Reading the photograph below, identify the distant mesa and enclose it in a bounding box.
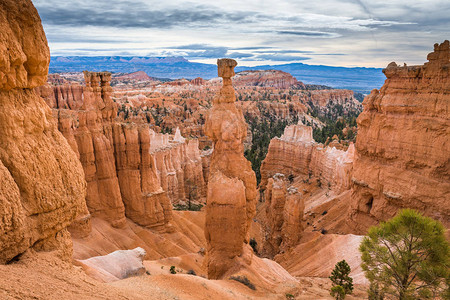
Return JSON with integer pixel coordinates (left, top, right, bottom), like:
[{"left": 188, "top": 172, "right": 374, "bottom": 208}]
[
  {"left": 233, "top": 69, "right": 305, "bottom": 89},
  {"left": 114, "top": 71, "right": 153, "bottom": 81}
]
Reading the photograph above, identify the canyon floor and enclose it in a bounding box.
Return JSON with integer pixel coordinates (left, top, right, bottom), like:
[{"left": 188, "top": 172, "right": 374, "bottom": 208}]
[{"left": 0, "top": 212, "right": 368, "bottom": 300}]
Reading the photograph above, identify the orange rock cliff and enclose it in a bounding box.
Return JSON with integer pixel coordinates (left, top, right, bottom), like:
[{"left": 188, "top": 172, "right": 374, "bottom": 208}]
[
  {"left": 263, "top": 174, "right": 304, "bottom": 257},
  {"left": 255, "top": 42, "right": 449, "bottom": 271},
  {"left": 0, "top": 0, "right": 87, "bottom": 263},
  {"left": 261, "top": 123, "right": 355, "bottom": 193},
  {"left": 204, "top": 59, "right": 257, "bottom": 279},
  {"left": 349, "top": 40, "right": 450, "bottom": 232},
  {"left": 37, "top": 71, "right": 175, "bottom": 231}
]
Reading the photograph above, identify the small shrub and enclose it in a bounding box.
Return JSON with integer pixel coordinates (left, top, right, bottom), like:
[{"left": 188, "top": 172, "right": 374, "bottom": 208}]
[
  {"left": 187, "top": 269, "right": 196, "bottom": 276},
  {"left": 288, "top": 174, "right": 295, "bottom": 183},
  {"left": 170, "top": 266, "right": 176, "bottom": 274},
  {"left": 249, "top": 238, "right": 258, "bottom": 254},
  {"left": 230, "top": 275, "right": 256, "bottom": 290},
  {"left": 173, "top": 203, "right": 203, "bottom": 211},
  {"left": 317, "top": 178, "right": 322, "bottom": 187},
  {"left": 330, "top": 285, "right": 346, "bottom": 300},
  {"left": 285, "top": 293, "right": 295, "bottom": 299}
]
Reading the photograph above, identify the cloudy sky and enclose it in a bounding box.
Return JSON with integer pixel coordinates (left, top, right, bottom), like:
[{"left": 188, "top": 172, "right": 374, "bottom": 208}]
[{"left": 33, "top": 0, "right": 449, "bottom": 67}]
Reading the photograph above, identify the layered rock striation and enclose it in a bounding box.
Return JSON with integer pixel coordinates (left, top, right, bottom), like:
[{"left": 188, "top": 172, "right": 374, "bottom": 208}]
[
  {"left": 204, "top": 59, "right": 257, "bottom": 279},
  {"left": 263, "top": 174, "right": 304, "bottom": 257},
  {"left": 37, "top": 72, "right": 174, "bottom": 230},
  {"left": 260, "top": 124, "right": 355, "bottom": 193},
  {"left": 349, "top": 41, "right": 450, "bottom": 232},
  {"left": 0, "top": 0, "right": 87, "bottom": 263},
  {"left": 112, "top": 124, "right": 173, "bottom": 228},
  {"left": 150, "top": 128, "right": 206, "bottom": 205}
]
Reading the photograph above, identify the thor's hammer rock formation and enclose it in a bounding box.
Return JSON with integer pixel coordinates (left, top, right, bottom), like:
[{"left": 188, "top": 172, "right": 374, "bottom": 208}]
[{"left": 204, "top": 59, "right": 257, "bottom": 279}]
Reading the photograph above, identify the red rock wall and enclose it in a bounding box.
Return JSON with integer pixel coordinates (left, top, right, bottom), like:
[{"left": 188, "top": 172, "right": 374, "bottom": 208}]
[
  {"left": 349, "top": 41, "right": 450, "bottom": 233},
  {"left": 233, "top": 70, "right": 304, "bottom": 89},
  {"left": 151, "top": 135, "right": 206, "bottom": 205},
  {"left": 263, "top": 174, "right": 304, "bottom": 257},
  {"left": 112, "top": 124, "right": 173, "bottom": 228},
  {"left": 37, "top": 73, "right": 175, "bottom": 230}
]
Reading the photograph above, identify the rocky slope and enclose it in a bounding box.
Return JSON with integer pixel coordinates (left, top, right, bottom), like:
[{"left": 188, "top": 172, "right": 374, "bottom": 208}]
[
  {"left": 0, "top": 0, "right": 86, "bottom": 263},
  {"left": 349, "top": 40, "right": 450, "bottom": 232}
]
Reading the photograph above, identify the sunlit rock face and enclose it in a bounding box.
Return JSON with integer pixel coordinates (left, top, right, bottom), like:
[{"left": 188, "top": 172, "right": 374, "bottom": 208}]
[
  {"left": 150, "top": 128, "right": 206, "bottom": 206},
  {"left": 261, "top": 124, "right": 355, "bottom": 193},
  {"left": 0, "top": 0, "right": 87, "bottom": 263},
  {"left": 349, "top": 41, "right": 450, "bottom": 233},
  {"left": 37, "top": 71, "right": 174, "bottom": 231},
  {"left": 204, "top": 59, "right": 257, "bottom": 279},
  {"left": 263, "top": 174, "right": 304, "bottom": 257}
]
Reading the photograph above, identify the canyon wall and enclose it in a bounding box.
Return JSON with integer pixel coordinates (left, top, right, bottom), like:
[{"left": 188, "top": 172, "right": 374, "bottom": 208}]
[
  {"left": 37, "top": 73, "right": 174, "bottom": 230},
  {"left": 112, "top": 123, "right": 173, "bottom": 229},
  {"left": 260, "top": 124, "right": 355, "bottom": 193},
  {"left": 263, "top": 174, "right": 304, "bottom": 257},
  {"left": 204, "top": 59, "right": 257, "bottom": 279},
  {"left": 0, "top": 0, "right": 86, "bottom": 263},
  {"left": 349, "top": 41, "right": 450, "bottom": 232},
  {"left": 38, "top": 72, "right": 209, "bottom": 230},
  {"left": 150, "top": 128, "right": 206, "bottom": 205}
]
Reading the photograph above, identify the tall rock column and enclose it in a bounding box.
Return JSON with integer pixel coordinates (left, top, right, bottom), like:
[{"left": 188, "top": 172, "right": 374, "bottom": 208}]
[
  {"left": 204, "top": 59, "right": 257, "bottom": 279},
  {"left": 74, "top": 71, "right": 126, "bottom": 228}
]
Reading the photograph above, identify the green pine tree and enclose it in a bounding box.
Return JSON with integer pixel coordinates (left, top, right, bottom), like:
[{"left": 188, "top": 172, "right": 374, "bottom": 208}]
[
  {"left": 329, "top": 260, "right": 354, "bottom": 299},
  {"left": 360, "top": 209, "right": 450, "bottom": 299}
]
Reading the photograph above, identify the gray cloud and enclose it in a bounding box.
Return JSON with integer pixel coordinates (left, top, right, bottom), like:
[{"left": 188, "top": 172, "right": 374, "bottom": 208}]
[
  {"left": 45, "top": 35, "right": 132, "bottom": 44},
  {"left": 166, "top": 44, "right": 228, "bottom": 59},
  {"left": 277, "top": 31, "right": 340, "bottom": 38},
  {"left": 33, "top": 0, "right": 449, "bottom": 67},
  {"left": 35, "top": 1, "right": 253, "bottom": 29},
  {"left": 254, "top": 49, "right": 314, "bottom": 54},
  {"left": 254, "top": 54, "right": 311, "bottom": 61},
  {"left": 227, "top": 52, "right": 255, "bottom": 59},
  {"left": 232, "top": 47, "right": 276, "bottom": 50}
]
